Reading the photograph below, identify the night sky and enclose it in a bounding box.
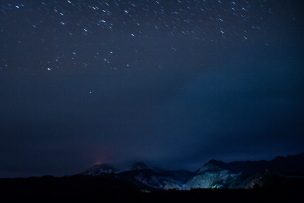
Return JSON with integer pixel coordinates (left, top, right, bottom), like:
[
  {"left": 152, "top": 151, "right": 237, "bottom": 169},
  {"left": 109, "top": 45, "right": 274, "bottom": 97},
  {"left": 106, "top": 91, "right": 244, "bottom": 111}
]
[{"left": 0, "top": 0, "right": 304, "bottom": 177}]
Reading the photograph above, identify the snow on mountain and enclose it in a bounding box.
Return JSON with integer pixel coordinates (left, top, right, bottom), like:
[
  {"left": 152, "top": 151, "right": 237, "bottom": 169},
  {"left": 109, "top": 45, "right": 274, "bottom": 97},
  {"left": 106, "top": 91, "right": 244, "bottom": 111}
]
[
  {"left": 119, "top": 164, "right": 194, "bottom": 190},
  {"left": 80, "top": 153, "right": 304, "bottom": 190},
  {"left": 187, "top": 169, "right": 240, "bottom": 189},
  {"left": 185, "top": 159, "right": 262, "bottom": 189}
]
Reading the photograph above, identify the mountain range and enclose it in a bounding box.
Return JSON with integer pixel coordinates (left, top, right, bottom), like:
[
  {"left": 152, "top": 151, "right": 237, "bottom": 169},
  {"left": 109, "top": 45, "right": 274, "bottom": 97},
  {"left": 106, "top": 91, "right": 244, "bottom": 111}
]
[{"left": 80, "top": 153, "right": 304, "bottom": 190}]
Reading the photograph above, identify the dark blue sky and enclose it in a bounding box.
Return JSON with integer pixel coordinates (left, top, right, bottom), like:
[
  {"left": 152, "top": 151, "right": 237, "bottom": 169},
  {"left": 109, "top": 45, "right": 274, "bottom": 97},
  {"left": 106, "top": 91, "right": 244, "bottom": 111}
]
[{"left": 0, "top": 0, "right": 303, "bottom": 177}]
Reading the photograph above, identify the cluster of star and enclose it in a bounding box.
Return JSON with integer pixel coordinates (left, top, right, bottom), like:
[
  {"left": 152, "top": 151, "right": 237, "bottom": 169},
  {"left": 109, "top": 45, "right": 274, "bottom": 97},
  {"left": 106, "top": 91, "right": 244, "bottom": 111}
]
[{"left": 0, "top": 0, "right": 273, "bottom": 72}]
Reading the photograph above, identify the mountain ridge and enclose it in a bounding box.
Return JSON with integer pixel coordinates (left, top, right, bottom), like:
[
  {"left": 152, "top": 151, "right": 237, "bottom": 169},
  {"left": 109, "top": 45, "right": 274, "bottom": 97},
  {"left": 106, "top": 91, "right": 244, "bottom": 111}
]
[{"left": 80, "top": 152, "right": 304, "bottom": 190}]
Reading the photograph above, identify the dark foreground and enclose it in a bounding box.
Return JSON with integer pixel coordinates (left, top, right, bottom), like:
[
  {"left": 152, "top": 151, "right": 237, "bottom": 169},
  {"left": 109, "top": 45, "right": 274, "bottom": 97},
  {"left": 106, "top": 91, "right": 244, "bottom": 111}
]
[{"left": 0, "top": 176, "right": 303, "bottom": 203}]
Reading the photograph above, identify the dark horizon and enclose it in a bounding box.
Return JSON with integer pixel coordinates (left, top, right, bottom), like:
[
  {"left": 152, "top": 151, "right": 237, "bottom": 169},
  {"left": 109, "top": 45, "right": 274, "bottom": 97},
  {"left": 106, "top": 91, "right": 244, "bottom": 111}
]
[
  {"left": 1, "top": 150, "right": 303, "bottom": 178},
  {"left": 1, "top": 0, "right": 304, "bottom": 178}
]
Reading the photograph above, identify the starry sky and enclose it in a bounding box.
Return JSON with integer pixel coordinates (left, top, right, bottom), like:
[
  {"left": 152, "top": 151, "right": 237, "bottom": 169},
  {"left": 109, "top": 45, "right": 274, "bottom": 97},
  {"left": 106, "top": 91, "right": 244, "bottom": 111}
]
[{"left": 0, "top": 0, "right": 304, "bottom": 177}]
